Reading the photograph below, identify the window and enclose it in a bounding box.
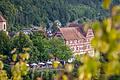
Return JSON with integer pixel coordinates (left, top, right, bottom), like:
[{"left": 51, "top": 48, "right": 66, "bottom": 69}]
[
  {"left": 76, "top": 46, "right": 79, "bottom": 50},
  {"left": 4, "top": 24, "right": 6, "bottom": 30},
  {"left": 74, "top": 40, "right": 77, "bottom": 44},
  {"left": 87, "top": 45, "right": 90, "bottom": 49},
  {"left": 78, "top": 40, "right": 81, "bottom": 43},
  {"left": 80, "top": 47, "right": 83, "bottom": 52},
  {"left": 70, "top": 40, "right": 72, "bottom": 44}
]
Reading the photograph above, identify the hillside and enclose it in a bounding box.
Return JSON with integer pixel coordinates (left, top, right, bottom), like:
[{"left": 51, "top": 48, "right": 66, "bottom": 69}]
[{"left": 0, "top": 0, "right": 119, "bottom": 31}]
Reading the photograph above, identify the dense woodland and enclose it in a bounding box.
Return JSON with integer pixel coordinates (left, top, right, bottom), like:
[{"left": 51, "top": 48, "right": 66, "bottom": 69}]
[{"left": 0, "top": 0, "right": 115, "bottom": 31}]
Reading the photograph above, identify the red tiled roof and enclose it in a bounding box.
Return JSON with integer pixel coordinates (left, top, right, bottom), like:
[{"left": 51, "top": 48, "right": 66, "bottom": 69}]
[
  {"left": 67, "top": 23, "right": 82, "bottom": 27},
  {"left": 67, "top": 23, "right": 86, "bottom": 35},
  {"left": 0, "top": 15, "right": 6, "bottom": 22},
  {"left": 59, "top": 27, "right": 86, "bottom": 40}
]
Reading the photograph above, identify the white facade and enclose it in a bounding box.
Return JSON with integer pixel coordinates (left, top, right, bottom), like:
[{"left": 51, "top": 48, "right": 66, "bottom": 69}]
[
  {"left": 65, "top": 29, "right": 94, "bottom": 56},
  {"left": 0, "top": 15, "right": 7, "bottom": 31},
  {"left": 0, "top": 21, "right": 6, "bottom": 31}
]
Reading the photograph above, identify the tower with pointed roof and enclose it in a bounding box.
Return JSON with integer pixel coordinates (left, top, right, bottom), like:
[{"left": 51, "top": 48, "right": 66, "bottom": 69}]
[{"left": 0, "top": 15, "right": 6, "bottom": 31}]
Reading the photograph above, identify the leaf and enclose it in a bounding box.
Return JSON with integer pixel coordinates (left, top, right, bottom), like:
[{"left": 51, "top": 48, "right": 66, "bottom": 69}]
[
  {"left": 102, "top": 0, "right": 111, "bottom": 9},
  {"left": 20, "top": 62, "right": 29, "bottom": 76},
  {"left": 0, "top": 61, "right": 4, "bottom": 70},
  {"left": 23, "top": 48, "right": 30, "bottom": 52},
  {"left": 65, "top": 64, "right": 74, "bottom": 73},
  {"left": 0, "top": 70, "right": 8, "bottom": 80},
  {"left": 103, "top": 18, "right": 111, "bottom": 33},
  {"left": 100, "top": 41, "right": 109, "bottom": 53},
  {"left": 24, "top": 53, "right": 30, "bottom": 60},
  {"left": 19, "top": 54, "right": 25, "bottom": 61},
  {"left": 12, "top": 54, "right": 17, "bottom": 62},
  {"left": 112, "top": 6, "right": 120, "bottom": 16},
  {"left": 108, "top": 29, "right": 117, "bottom": 41},
  {"left": 62, "top": 75, "right": 68, "bottom": 80},
  {"left": 52, "top": 61, "right": 60, "bottom": 69},
  {"left": 104, "top": 61, "right": 120, "bottom": 76}
]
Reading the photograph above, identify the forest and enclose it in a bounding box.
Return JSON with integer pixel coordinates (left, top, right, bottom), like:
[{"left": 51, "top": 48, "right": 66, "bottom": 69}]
[{"left": 0, "top": 0, "right": 115, "bottom": 31}]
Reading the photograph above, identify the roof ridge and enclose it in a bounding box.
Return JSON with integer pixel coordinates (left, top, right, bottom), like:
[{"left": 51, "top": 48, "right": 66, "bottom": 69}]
[{"left": 60, "top": 26, "right": 79, "bottom": 29}]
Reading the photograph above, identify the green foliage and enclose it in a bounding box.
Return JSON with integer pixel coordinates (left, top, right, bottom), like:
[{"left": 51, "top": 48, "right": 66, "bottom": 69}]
[
  {"left": 11, "top": 61, "right": 29, "bottom": 80},
  {"left": 0, "top": 31, "right": 11, "bottom": 55},
  {"left": 91, "top": 5, "right": 120, "bottom": 79},
  {"left": 0, "top": 61, "right": 4, "bottom": 70},
  {"left": 11, "top": 32, "right": 32, "bottom": 53},
  {"left": 30, "top": 32, "right": 50, "bottom": 62},
  {"left": 78, "top": 55, "right": 100, "bottom": 80},
  {"left": 48, "top": 38, "right": 72, "bottom": 61},
  {"left": 32, "top": 70, "right": 57, "bottom": 80},
  {"left": 1, "top": 1, "right": 120, "bottom": 80},
  {"left": 53, "top": 1, "right": 120, "bottom": 80},
  {"left": 0, "top": 32, "right": 32, "bottom": 79},
  {"left": 0, "top": 48, "right": 30, "bottom": 80},
  {"left": 30, "top": 32, "right": 72, "bottom": 62},
  {"left": 102, "top": 0, "right": 111, "bottom": 9},
  {"left": 0, "top": 0, "right": 109, "bottom": 31},
  {"left": 0, "top": 61, "right": 8, "bottom": 80}
]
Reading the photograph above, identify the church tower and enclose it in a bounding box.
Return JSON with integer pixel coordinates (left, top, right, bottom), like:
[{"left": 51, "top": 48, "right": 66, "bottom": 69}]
[{"left": 0, "top": 15, "right": 6, "bottom": 31}]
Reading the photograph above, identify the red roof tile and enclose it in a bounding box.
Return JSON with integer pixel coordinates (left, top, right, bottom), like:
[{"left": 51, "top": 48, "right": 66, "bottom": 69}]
[
  {"left": 0, "top": 15, "right": 6, "bottom": 22},
  {"left": 59, "top": 27, "right": 86, "bottom": 40}
]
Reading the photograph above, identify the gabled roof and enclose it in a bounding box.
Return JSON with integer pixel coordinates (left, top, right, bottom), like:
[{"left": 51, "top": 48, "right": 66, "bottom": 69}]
[
  {"left": 0, "top": 15, "right": 6, "bottom": 22},
  {"left": 59, "top": 27, "right": 86, "bottom": 40},
  {"left": 67, "top": 23, "right": 86, "bottom": 36}
]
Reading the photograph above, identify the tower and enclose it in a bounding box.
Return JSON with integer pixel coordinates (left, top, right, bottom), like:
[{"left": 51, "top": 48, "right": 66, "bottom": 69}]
[
  {"left": 86, "top": 28, "right": 94, "bottom": 56},
  {"left": 0, "top": 15, "right": 6, "bottom": 31}
]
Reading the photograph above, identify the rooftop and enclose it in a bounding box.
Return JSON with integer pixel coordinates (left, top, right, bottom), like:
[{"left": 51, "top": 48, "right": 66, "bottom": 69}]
[
  {"left": 0, "top": 15, "right": 6, "bottom": 22},
  {"left": 59, "top": 27, "right": 86, "bottom": 40}
]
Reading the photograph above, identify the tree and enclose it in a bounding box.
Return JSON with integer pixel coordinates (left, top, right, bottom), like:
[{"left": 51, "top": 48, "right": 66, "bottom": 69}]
[
  {"left": 0, "top": 31, "right": 11, "bottom": 55},
  {"left": 29, "top": 32, "right": 72, "bottom": 62},
  {"left": 0, "top": 48, "right": 30, "bottom": 80},
  {"left": 51, "top": 20, "right": 62, "bottom": 33},
  {"left": 30, "top": 32, "right": 50, "bottom": 62},
  {"left": 0, "top": 31, "right": 31, "bottom": 80},
  {"left": 11, "top": 32, "right": 32, "bottom": 53},
  {"left": 48, "top": 38, "right": 72, "bottom": 61},
  {"left": 1, "top": 0, "right": 109, "bottom": 31},
  {"left": 53, "top": 1, "right": 120, "bottom": 80}
]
